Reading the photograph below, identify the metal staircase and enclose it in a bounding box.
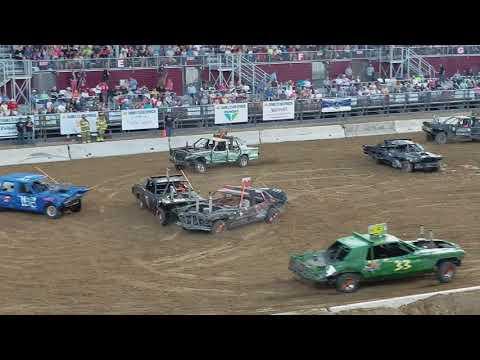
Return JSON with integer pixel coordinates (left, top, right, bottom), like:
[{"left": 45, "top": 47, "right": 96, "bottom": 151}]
[
  {"left": 405, "top": 47, "right": 436, "bottom": 78},
  {"left": 383, "top": 47, "right": 437, "bottom": 79},
  {"left": 0, "top": 45, "right": 13, "bottom": 59},
  {"left": 207, "top": 54, "right": 273, "bottom": 98},
  {"left": 0, "top": 59, "right": 32, "bottom": 108}
]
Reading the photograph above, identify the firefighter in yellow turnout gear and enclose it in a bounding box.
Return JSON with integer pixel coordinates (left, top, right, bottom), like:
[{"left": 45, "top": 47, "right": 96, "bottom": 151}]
[
  {"left": 96, "top": 111, "right": 108, "bottom": 142},
  {"left": 79, "top": 116, "right": 91, "bottom": 143}
]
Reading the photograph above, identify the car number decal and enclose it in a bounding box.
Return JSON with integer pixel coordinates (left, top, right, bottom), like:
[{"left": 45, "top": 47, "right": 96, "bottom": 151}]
[
  {"left": 20, "top": 196, "right": 37, "bottom": 208},
  {"left": 394, "top": 260, "right": 412, "bottom": 271}
]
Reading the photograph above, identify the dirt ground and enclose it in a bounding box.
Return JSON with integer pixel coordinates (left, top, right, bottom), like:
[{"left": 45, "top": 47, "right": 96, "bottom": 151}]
[
  {"left": 334, "top": 290, "right": 480, "bottom": 315},
  {"left": 1, "top": 132, "right": 480, "bottom": 314}
]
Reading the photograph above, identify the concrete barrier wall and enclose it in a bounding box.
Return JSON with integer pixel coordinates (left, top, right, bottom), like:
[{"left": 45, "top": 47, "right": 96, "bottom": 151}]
[
  {"left": 69, "top": 138, "right": 170, "bottom": 160},
  {"left": 0, "top": 145, "right": 70, "bottom": 167},
  {"left": 344, "top": 121, "right": 396, "bottom": 138},
  {"left": 394, "top": 119, "right": 424, "bottom": 133},
  {"left": 260, "top": 125, "right": 346, "bottom": 143}
]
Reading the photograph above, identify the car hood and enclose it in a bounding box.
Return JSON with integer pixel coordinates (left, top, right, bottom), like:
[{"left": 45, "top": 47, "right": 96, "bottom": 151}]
[
  {"left": 38, "top": 184, "right": 89, "bottom": 201},
  {"left": 291, "top": 250, "right": 330, "bottom": 267}
]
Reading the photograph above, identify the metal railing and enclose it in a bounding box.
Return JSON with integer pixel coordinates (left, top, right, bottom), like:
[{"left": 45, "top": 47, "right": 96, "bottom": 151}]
[{"left": 2, "top": 89, "right": 480, "bottom": 142}]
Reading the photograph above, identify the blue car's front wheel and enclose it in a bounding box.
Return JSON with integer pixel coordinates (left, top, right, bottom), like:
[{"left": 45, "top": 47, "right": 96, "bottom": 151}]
[{"left": 45, "top": 205, "right": 63, "bottom": 219}]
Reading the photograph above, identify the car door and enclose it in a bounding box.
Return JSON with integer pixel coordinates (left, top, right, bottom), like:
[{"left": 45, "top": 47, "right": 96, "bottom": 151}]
[
  {"left": 364, "top": 242, "right": 422, "bottom": 280},
  {"left": 12, "top": 182, "right": 42, "bottom": 213},
  {"left": 470, "top": 119, "right": 480, "bottom": 139},
  {"left": 0, "top": 181, "right": 16, "bottom": 209},
  {"left": 454, "top": 118, "right": 472, "bottom": 139},
  {"left": 211, "top": 141, "right": 228, "bottom": 164},
  {"left": 227, "top": 139, "right": 241, "bottom": 163}
]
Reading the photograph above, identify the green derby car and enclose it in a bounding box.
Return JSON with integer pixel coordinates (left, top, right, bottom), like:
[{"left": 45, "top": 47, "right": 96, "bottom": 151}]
[
  {"left": 169, "top": 132, "right": 259, "bottom": 173},
  {"left": 289, "top": 224, "right": 465, "bottom": 293}
]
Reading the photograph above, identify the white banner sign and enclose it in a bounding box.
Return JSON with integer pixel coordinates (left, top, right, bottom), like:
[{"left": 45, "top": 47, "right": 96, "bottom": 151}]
[
  {"left": 60, "top": 112, "right": 98, "bottom": 135},
  {"left": 262, "top": 100, "right": 295, "bottom": 121},
  {"left": 0, "top": 116, "right": 34, "bottom": 138},
  {"left": 121, "top": 108, "right": 159, "bottom": 131},
  {"left": 321, "top": 98, "right": 352, "bottom": 113},
  {"left": 214, "top": 103, "right": 248, "bottom": 124}
]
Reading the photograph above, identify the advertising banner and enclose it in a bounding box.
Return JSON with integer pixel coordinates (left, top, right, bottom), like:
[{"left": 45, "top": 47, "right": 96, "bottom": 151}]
[
  {"left": 262, "top": 100, "right": 295, "bottom": 121},
  {"left": 0, "top": 116, "right": 34, "bottom": 138},
  {"left": 214, "top": 103, "right": 248, "bottom": 124},
  {"left": 321, "top": 98, "right": 352, "bottom": 113},
  {"left": 60, "top": 111, "right": 98, "bottom": 135},
  {"left": 121, "top": 108, "right": 159, "bottom": 131}
]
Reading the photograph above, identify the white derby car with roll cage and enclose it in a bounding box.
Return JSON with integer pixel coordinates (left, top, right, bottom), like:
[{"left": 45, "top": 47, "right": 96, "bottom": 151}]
[{"left": 169, "top": 132, "right": 260, "bottom": 173}]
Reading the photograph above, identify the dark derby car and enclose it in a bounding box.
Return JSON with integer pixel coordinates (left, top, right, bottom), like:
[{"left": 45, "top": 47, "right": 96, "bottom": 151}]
[
  {"left": 423, "top": 113, "right": 480, "bottom": 144},
  {"left": 362, "top": 139, "right": 442, "bottom": 172},
  {"left": 175, "top": 185, "right": 287, "bottom": 234}
]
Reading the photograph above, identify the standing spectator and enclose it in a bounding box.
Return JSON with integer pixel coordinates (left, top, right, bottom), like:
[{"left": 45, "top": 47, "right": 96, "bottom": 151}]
[
  {"left": 70, "top": 72, "right": 78, "bottom": 93},
  {"left": 128, "top": 77, "right": 138, "bottom": 92},
  {"left": 439, "top": 64, "right": 446, "bottom": 82},
  {"left": 164, "top": 115, "right": 174, "bottom": 137},
  {"left": 16, "top": 119, "right": 26, "bottom": 145},
  {"left": 345, "top": 65, "right": 353, "bottom": 79},
  {"left": 366, "top": 63, "right": 375, "bottom": 82},
  {"left": 102, "top": 69, "right": 110, "bottom": 82},
  {"left": 187, "top": 83, "right": 197, "bottom": 101},
  {"left": 98, "top": 81, "right": 109, "bottom": 104},
  {"left": 25, "top": 117, "right": 34, "bottom": 144},
  {"left": 7, "top": 99, "right": 18, "bottom": 116}
]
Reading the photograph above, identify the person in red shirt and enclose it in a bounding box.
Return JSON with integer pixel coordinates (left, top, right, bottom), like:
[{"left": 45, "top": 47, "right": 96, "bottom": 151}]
[
  {"left": 7, "top": 99, "right": 18, "bottom": 116},
  {"left": 98, "top": 81, "right": 109, "bottom": 104}
]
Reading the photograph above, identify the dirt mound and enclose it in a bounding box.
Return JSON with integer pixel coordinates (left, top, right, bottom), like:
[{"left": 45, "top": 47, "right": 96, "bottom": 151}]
[{"left": 336, "top": 290, "right": 480, "bottom": 315}]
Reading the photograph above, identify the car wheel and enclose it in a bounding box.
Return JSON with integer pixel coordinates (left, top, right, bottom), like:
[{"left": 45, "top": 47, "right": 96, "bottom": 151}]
[
  {"left": 435, "top": 132, "right": 447, "bottom": 145},
  {"left": 195, "top": 160, "right": 206, "bottom": 173},
  {"left": 401, "top": 161, "right": 413, "bottom": 173},
  {"left": 335, "top": 273, "right": 360, "bottom": 293},
  {"left": 70, "top": 200, "right": 82, "bottom": 213},
  {"left": 45, "top": 205, "right": 63, "bottom": 219},
  {"left": 265, "top": 207, "right": 280, "bottom": 224},
  {"left": 211, "top": 220, "right": 227, "bottom": 234},
  {"left": 156, "top": 207, "right": 167, "bottom": 225},
  {"left": 437, "top": 261, "right": 457, "bottom": 283},
  {"left": 391, "top": 159, "right": 401, "bottom": 169},
  {"left": 239, "top": 155, "right": 249, "bottom": 168}
]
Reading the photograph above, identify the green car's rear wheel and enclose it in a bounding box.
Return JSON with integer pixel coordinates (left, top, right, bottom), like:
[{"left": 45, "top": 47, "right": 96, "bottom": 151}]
[
  {"left": 239, "top": 155, "right": 249, "bottom": 168},
  {"left": 335, "top": 273, "right": 360, "bottom": 293},
  {"left": 195, "top": 160, "right": 207, "bottom": 173},
  {"left": 437, "top": 261, "right": 457, "bottom": 283}
]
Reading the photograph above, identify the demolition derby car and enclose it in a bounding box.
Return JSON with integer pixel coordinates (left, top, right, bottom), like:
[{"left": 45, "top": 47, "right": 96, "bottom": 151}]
[
  {"left": 175, "top": 180, "right": 287, "bottom": 234},
  {"left": 131, "top": 173, "right": 203, "bottom": 225},
  {"left": 0, "top": 172, "right": 88, "bottom": 219},
  {"left": 362, "top": 138, "right": 442, "bottom": 172},
  {"left": 289, "top": 223, "right": 465, "bottom": 293},
  {"left": 422, "top": 113, "right": 480, "bottom": 144},
  {"left": 169, "top": 131, "right": 259, "bottom": 173}
]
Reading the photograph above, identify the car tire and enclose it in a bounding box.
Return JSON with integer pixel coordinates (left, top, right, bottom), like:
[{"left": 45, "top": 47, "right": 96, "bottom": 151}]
[
  {"left": 45, "top": 204, "right": 63, "bottom": 219},
  {"left": 211, "top": 220, "right": 227, "bottom": 234},
  {"left": 239, "top": 155, "right": 249, "bottom": 168},
  {"left": 435, "top": 132, "right": 447, "bottom": 145},
  {"left": 335, "top": 273, "right": 360, "bottom": 293},
  {"left": 401, "top": 161, "right": 413, "bottom": 173},
  {"left": 156, "top": 207, "right": 167, "bottom": 225},
  {"left": 265, "top": 207, "right": 280, "bottom": 224},
  {"left": 195, "top": 160, "right": 207, "bottom": 173},
  {"left": 70, "top": 200, "right": 82, "bottom": 213},
  {"left": 437, "top": 261, "right": 457, "bottom": 283}
]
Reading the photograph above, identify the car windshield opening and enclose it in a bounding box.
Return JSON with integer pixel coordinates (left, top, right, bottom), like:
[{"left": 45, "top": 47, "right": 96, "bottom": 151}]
[
  {"left": 326, "top": 242, "right": 350, "bottom": 261},
  {"left": 408, "top": 144, "right": 424, "bottom": 152},
  {"left": 31, "top": 181, "right": 50, "bottom": 193}
]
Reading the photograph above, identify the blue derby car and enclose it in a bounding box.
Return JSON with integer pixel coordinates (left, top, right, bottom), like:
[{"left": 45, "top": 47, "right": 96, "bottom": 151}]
[{"left": 0, "top": 173, "right": 89, "bottom": 219}]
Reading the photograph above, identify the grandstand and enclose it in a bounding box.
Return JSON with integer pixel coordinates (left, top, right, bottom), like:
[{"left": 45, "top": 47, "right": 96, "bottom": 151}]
[{"left": 2, "top": 45, "right": 480, "bottom": 143}]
